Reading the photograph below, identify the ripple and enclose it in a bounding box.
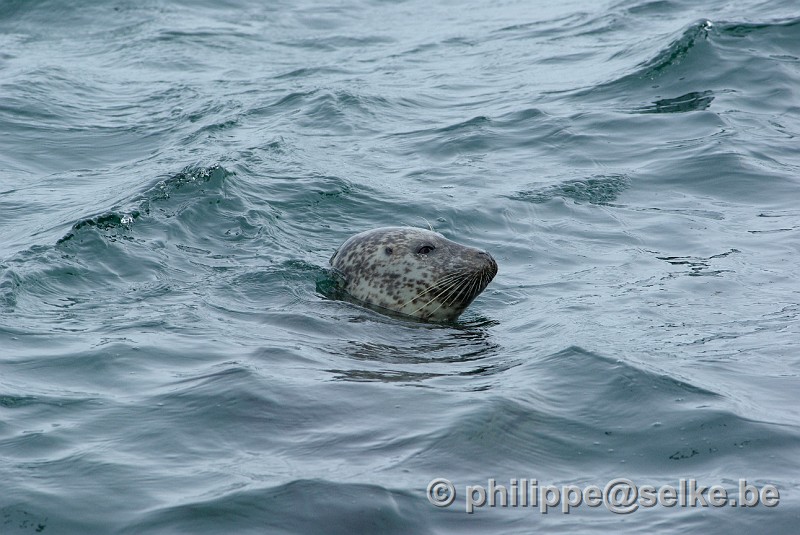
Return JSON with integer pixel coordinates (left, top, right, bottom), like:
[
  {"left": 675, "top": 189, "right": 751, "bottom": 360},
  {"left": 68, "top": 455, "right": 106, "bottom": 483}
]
[
  {"left": 510, "top": 174, "right": 630, "bottom": 205},
  {"left": 125, "top": 480, "right": 432, "bottom": 535},
  {"left": 636, "top": 90, "right": 715, "bottom": 113}
]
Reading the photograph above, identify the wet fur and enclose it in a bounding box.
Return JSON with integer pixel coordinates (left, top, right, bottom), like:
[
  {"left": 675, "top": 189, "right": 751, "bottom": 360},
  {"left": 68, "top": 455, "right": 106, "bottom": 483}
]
[{"left": 330, "top": 227, "right": 497, "bottom": 322}]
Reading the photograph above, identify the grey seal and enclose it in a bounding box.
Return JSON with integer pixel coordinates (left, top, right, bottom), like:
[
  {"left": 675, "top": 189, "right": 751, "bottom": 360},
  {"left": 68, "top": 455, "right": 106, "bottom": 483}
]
[{"left": 329, "top": 227, "right": 497, "bottom": 322}]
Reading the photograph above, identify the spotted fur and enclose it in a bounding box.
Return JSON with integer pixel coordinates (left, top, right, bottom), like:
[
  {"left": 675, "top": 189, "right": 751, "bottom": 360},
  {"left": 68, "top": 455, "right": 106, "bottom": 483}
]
[{"left": 330, "top": 227, "right": 497, "bottom": 322}]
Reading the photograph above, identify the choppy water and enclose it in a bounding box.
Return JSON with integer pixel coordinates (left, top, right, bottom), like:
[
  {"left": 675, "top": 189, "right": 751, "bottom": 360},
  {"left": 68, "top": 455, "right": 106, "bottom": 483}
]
[{"left": 2, "top": 0, "right": 800, "bottom": 533}]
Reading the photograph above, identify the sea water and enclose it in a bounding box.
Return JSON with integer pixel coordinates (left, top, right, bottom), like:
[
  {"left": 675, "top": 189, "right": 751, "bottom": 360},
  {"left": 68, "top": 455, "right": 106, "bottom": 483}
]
[{"left": 1, "top": 0, "right": 799, "bottom": 533}]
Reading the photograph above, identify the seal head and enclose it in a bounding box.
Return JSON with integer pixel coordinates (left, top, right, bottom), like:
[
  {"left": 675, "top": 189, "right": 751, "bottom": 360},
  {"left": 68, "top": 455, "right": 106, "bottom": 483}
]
[{"left": 329, "top": 227, "right": 497, "bottom": 322}]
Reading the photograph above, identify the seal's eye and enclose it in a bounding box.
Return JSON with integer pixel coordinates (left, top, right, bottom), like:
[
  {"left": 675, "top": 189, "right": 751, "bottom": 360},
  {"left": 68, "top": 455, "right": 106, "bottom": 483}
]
[
  {"left": 384, "top": 247, "right": 393, "bottom": 255},
  {"left": 417, "top": 245, "right": 435, "bottom": 255}
]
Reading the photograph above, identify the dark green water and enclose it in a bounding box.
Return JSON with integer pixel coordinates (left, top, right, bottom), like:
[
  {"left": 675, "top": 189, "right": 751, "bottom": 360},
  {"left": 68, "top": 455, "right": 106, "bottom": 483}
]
[{"left": 1, "top": 0, "right": 799, "bottom": 533}]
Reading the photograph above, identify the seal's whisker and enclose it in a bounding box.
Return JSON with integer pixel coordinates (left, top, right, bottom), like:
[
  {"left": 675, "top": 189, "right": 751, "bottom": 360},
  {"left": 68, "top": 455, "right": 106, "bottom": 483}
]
[
  {"left": 409, "top": 275, "right": 465, "bottom": 316},
  {"left": 410, "top": 283, "right": 459, "bottom": 317},
  {"left": 476, "top": 272, "right": 488, "bottom": 293},
  {"left": 466, "top": 273, "right": 480, "bottom": 301},
  {"left": 460, "top": 273, "right": 478, "bottom": 299},
  {"left": 408, "top": 274, "right": 464, "bottom": 313},
  {"left": 444, "top": 275, "right": 471, "bottom": 306},
  {"left": 400, "top": 269, "right": 472, "bottom": 308},
  {"left": 431, "top": 272, "right": 478, "bottom": 316},
  {"left": 440, "top": 284, "right": 460, "bottom": 307},
  {"left": 406, "top": 263, "right": 489, "bottom": 315},
  {"left": 449, "top": 275, "right": 477, "bottom": 308},
  {"left": 476, "top": 270, "right": 489, "bottom": 294},
  {"left": 441, "top": 273, "right": 474, "bottom": 306},
  {"left": 428, "top": 279, "right": 468, "bottom": 315},
  {"left": 463, "top": 274, "right": 480, "bottom": 301},
  {"left": 399, "top": 272, "right": 463, "bottom": 307},
  {"left": 426, "top": 296, "right": 451, "bottom": 317},
  {"left": 415, "top": 274, "right": 467, "bottom": 312}
]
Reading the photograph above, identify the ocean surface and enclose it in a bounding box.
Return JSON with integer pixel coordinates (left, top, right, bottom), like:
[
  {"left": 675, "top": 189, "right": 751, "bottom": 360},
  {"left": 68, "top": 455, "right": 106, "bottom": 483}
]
[{"left": 1, "top": 0, "right": 799, "bottom": 533}]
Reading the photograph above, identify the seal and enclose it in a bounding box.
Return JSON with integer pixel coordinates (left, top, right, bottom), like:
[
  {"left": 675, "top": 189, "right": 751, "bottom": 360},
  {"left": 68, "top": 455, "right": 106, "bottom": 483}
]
[{"left": 329, "top": 227, "right": 497, "bottom": 322}]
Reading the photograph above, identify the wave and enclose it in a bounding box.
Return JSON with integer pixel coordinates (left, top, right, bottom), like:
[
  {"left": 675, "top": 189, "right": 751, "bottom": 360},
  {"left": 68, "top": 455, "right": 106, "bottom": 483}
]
[
  {"left": 0, "top": 165, "right": 233, "bottom": 319},
  {"left": 124, "top": 480, "right": 431, "bottom": 535},
  {"left": 574, "top": 16, "right": 800, "bottom": 113},
  {"left": 407, "top": 346, "right": 800, "bottom": 475},
  {"left": 56, "top": 164, "right": 230, "bottom": 245}
]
